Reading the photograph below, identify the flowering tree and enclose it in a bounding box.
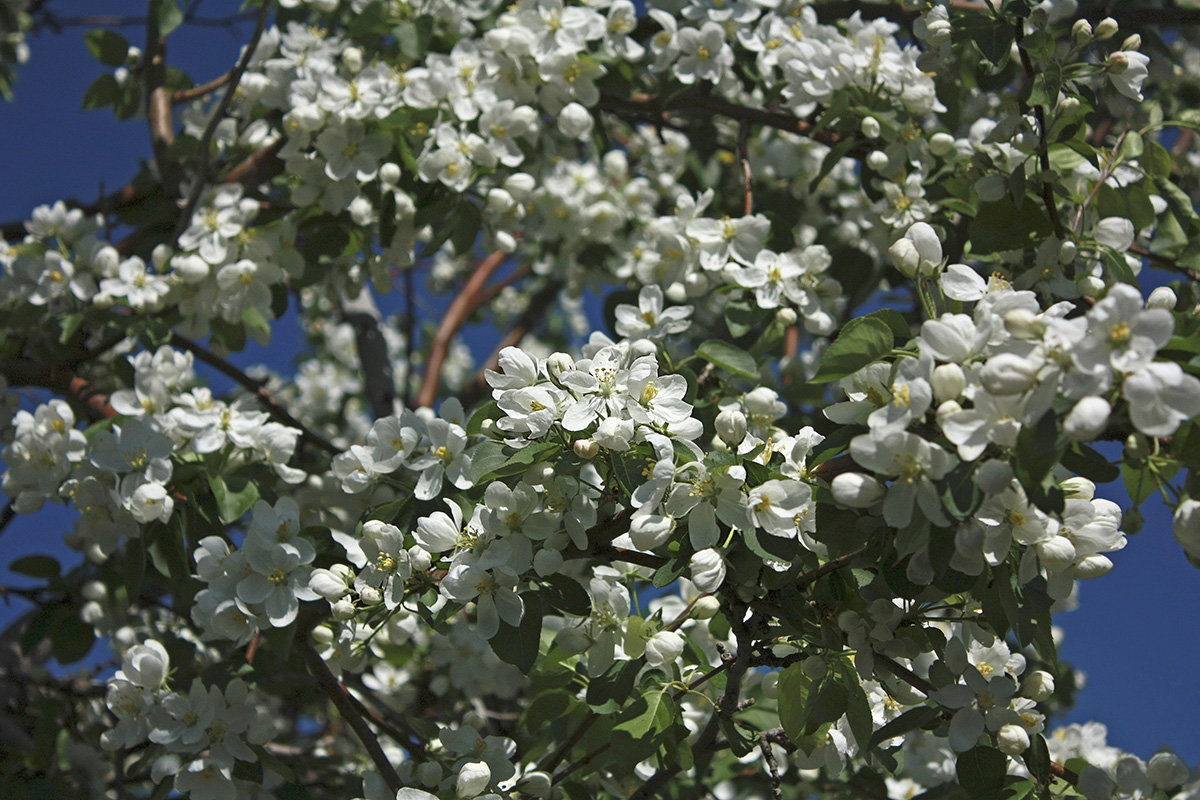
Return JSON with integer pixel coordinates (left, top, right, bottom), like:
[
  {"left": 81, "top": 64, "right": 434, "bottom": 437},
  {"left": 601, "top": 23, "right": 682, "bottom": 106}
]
[{"left": 3, "top": 0, "right": 1200, "bottom": 798}]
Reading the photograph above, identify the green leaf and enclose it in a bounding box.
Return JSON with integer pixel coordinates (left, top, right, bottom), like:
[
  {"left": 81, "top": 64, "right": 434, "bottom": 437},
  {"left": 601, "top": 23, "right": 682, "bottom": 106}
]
[
  {"left": 125, "top": 537, "right": 146, "bottom": 603},
  {"left": 81, "top": 74, "right": 120, "bottom": 111},
  {"left": 50, "top": 610, "right": 95, "bottom": 665},
  {"left": 697, "top": 340, "right": 758, "bottom": 378},
  {"left": 84, "top": 30, "right": 129, "bottom": 67},
  {"left": 1013, "top": 411, "right": 1063, "bottom": 510},
  {"left": 540, "top": 574, "right": 590, "bottom": 617},
  {"left": 1023, "top": 733, "right": 1051, "bottom": 785},
  {"left": 724, "top": 299, "right": 760, "bottom": 338},
  {"left": 208, "top": 474, "right": 259, "bottom": 524},
  {"left": 489, "top": 592, "right": 542, "bottom": 674},
  {"left": 809, "top": 135, "right": 860, "bottom": 192},
  {"left": 804, "top": 672, "right": 848, "bottom": 735},
  {"left": 838, "top": 662, "right": 874, "bottom": 749},
  {"left": 9, "top": 554, "right": 61, "bottom": 579},
  {"left": 613, "top": 687, "right": 673, "bottom": 739},
  {"left": 469, "top": 439, "right": 507, "bottom": 484},
  {"left": 969, "top": 196, "right": 1054, "bottom": 255},
  {"left": 811, "top": 316, "right": 893, "bottom": 384},
  {"left": 777, "top": 664, "right": 811, "bottom": 743},
  {"left": 868, "top": 706, "right": 939, "bottom": 747},
  {"left": 587, "top": 658, "right": 642, "bottom": 710},
  {"left": 152, "top": 0, "right": 185, "bottom": 36},
  {"left": 242, "top": 305, "right": 272, "bottom": 346},
  {"left": 1060, "top": 442, "right": 1119, "bottom": 484},
  {"left": 956, "top": 746, "right": 1009, "bottom": 800}
]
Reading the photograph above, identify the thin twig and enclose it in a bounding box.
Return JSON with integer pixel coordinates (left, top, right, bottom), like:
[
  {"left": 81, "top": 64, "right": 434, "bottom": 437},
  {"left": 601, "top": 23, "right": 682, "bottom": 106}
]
[
  {"left": 299, "top": 640, "right": 403, "bottom": 795},
  {"left": 759, "top": 734, "right": 784, "bottom": 800},
  {"left": 144, "top": 9, "right": 176, "bottom": 194},
  {"left": 1014, "top": 21, "right": 1065, "bottom": 241},
  {"left": 172, "top": 71, "right": 232, "bottom": 105},
  {"left": 738, "top": 120, "right": 754, "bottom": 217},
  {"left": 170, "top": 333, "right": 340, "bottom": 455},
  {"left": 172, "top": 0, "right": 274, "bottom": 242}
]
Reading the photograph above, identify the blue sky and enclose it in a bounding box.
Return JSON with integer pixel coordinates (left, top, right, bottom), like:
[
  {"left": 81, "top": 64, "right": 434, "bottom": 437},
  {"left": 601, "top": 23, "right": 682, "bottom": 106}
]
[{"left": 0, "top": 0, "right": 1197, "bottom": 765}]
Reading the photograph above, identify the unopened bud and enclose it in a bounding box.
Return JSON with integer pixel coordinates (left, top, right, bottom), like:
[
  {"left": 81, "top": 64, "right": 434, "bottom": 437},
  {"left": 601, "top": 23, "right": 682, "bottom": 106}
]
[
  {"left": 831, "top": 472, "right": 885, "bottom": 508},
  {"left": 1125, "top": 433, "right": 1150, "bottom": 460},
  {"left": 341, "top": 46, "right": 364, "bottom": 73},
  {"left": 1147, "top": 753, "right": 1189, "bottom": 791},
  {"left": 931, "top": 363, "right": 966, "bottom": 402},
  {"left": 937, "top": 399, "right": 963, "bottom": 423},
  {"left": 1072, "top": 19, "right": 1093, "bottom": 44},
  {"left": 1058, "top": 239, "right": 1078, "bottom": 265},
  {"left": 925, "top": 18, "right": 952, "bottom": 47},
  {"left": 573, "top": 439, "right": 599, "bottom": 459},
  {"left": 1064, "top": 396, "right": 1111, "bottom": 441},
  {"left": 408, "top": 545, "right": 432, "bottom": 572},
  {"left": 776, "top": 307, "right": 798, "bottom": 326},
  {"left": 1073, "top": 554, "right": 1113, "bottom": 579},
  {"left": 889, "top": 237, "right": 920, "bottom": 278},
  {"left": 691, "top": 595, "right": 721, "bottom": 619},
  {"left": 866, "top": 150, "right": 890, "bottom": 171},
  {"left": 1077, "top": 275, "right": 1106, "bottom": 298},
  {"left": 358, "top": 585, "right": 382, "bottom": 606},
  {"left": 715, "top": 408, "right": 748, "bottom": 447},
  {"left": 1147, "top": 286, "right": 1177, "bottom": 310},
  {"left": 515, "top": 771, "right": 553, "bottom": 797},
  {"left": 332, "top": 598, "right": 356, "bottom": 620},
  {"left": 690, "top": 548, "right": 727, "bottom": 593},
  {"left": 1107, "top": 51, "right": 1129, "bottom": 74},
  {"left": 380, "top": 162, "right": 402, "bottom": 187},
  {"left": 861, "top": 116, "right": 882, "bottom": 139},
  {"left": 1021, "top": 669, "right": 1055, "bottom": 701},
  {"left": 1121, "top": 33, "right": 1141, "bottom": 51},
  {"left": 997, "top": 723, "right": 1031, "bottom": 755},
  {"left": 1061, "top": 476, "right": 1096, "bottom": 501},
  {"left": 929, "top": 131, "right": 956, "bottom": 157},
  {"left": 457, "top": 761, "right": 491, "bottom": 798},
  {"left": 1094, "top": 17, "right": 1119, "bottom": 41},
  {"left": 1004, "top": 309, "right": 1044, "bottom": 339}
]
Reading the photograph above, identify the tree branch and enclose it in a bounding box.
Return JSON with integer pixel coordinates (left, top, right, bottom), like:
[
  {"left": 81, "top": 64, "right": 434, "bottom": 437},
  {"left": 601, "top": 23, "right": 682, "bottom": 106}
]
[
  {"left": 172, "top": 0, "right": 274, "bottom": 242},
  {"left": 172, "top": 70, "right": 232, "bottom": 105},
  {"left": 298, "top": 639, "right": 403, "bottom": 796},
  {"left": 416, "top": 249, "right": 509, "bottom": 408},
  {"left": 144, "top": 9, "right": 177, "bottom": 195},
  {"left": 170, "top": 333, "right": 340, "bottom": 455}
]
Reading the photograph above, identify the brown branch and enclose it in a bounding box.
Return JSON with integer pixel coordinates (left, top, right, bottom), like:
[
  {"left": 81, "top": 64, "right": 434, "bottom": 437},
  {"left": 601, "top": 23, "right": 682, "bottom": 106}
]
[
  {"left": 172, "top": 0, "right": 274, "bottom": 242},
  {"left": 1014, "top": 22, "right": 1065, "bottom": 241},
  {"left": 298, "top": 640, "right": 403, "bottom": 796},
  {"left": 172, "top": 71, "right": 232, "bottom": 105},
  {"left": 0, "top": 359, "right": 119, "bottom": 421},
  {"left": 170, "top": 333, "right": 340, "bottom": 455},
  {"left": 759, "top": 734, "right": 784, "bottom": 800},
  {"left": 600, "top": 91, "right": 845, "bottom": 150},
  {"left": 416, "top": 249, "right": 509, "bottom": 408},
  {"left": 738, "top": 120, "right": 754, "bottom": 217},
  {"left": 144, "top": 9, "right": 176, "bottom": 195},
  {"left": 794, "top": 545, "right": 870, "bottom": 592}
]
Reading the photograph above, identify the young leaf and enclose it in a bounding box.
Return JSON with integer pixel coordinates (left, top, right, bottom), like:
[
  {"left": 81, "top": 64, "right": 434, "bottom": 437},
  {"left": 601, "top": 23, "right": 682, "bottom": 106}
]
[
  {"left": 811, "top": 316, "right": 894, "bottom": 384},
  {"left": 697, "top": 340, "right": 758, "bottom": 378}
]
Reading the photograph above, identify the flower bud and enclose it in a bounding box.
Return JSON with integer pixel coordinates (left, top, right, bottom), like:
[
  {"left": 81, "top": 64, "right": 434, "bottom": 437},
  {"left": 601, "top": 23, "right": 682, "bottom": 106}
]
[
  {"left": 1077, "top": 275, "right": 1106, "bottom": 298},
  {"left": 715, "top": 408, "right": 748, "bottom": 447},
  {"left": 503, "top": 172, "right": 536, "bottom": 200},
  {"left": 860, "top": 116, "right": 882, "bottom": 139},
  {"left": 888, "top": 237, "right": 921, "bottom": 278},
  {"left": 1173, "top": 499, "right": 1200, "bottom": 560},
  {"left": 936, "top": 399, "right": 963, "bottom": 421},
  {"left": 341, "top": 46, "right": 364, "bottom": 73},
  {"left": 831, "top": 472, "right": 885, "bottom": 508},
  {"left": 332, "top": 598, "right": 356, "bottom": 620},
  {"left": 1021, "top": 669, "right": 1055, "bottom": 701},
  {"left": 685, "top": 271, "right": 710, "bottom": 297},
  {"left": 1147, "top": 286, "right": 1177, "bottom": 310},
  {"left": 925, "top": 19, "right": 952, "bottom": 47},
  {"left": 379, "top": 162, "right": 402, "bottom": 187},
  {"left": 1121, "top": 34, "right": 1141, "bottom": 52},
  {"left": 358, "top": 585, "right": 383, "bottom": 606},
  {"left": 929, "top": 131, "right": 956, "bottom": 157},
  {"left": 515, "top": 771, "right": 554, "bottom": 797},
  {"left": 123, "top": 641, "right": 170, "bottom": 691},
  {"left": 932, "top": 363, "right": 966, "bottom": 402},
  {"left": 457, "top": 761, "right": 491, "bottom": 798},
  {"left": 1094, "top": 17, "right": 1119, "bottom": 41},
  {"left": 1073, "top": 554, "right": 1113, "bottom": 579},
  {"left": 1125, "top": 433, "right": 1150, "bottom": 460},
  {"left": 1147, "top": 752, "right": 1189, "bottom": 790},
  {"left": 1004, "top": 309, "right": 1044, "bottom": 339},
  {"left": 409, "top": 545, "right": 432, "bottom": 572},
  {"left": 1072, "top": 19, "right": 1092, "bottom": 44},
  {"left": 776, "top": 307, "right": 798, "bottom": 326},
  {"left": 690, "top": 548, "right": 727, "bottom": 593},
  {"left": 602, "top": 150, "right": 628, "bottom": 180},
  {"left": 691, "top": 595, "right": 721, "bottom": 619},
  {"left": 1064, "top": 396, "right": 1111, "bottom": 441},
  {"left": 997, "top": 723, "right": 1030, "bottom": 755},
  {"left": 1107, "top": 51, "right": 1129, "bottom": 74},
  {"left": 558, "top": 102, "right": 594, "bottom": 140},
  {"left": 486, "top": 188, "right": 516, "bottom": 215},
  {"left": 980, "top": 353, "right": 1039, "bottom": 395},
  {"left": 644, "top": 630, "right": 685, "bottom": 667},
  {"left": 665, "top": 281, "right": 688, "bottom": 304},
  {"left": 1061, "top": 476, "right": 1096, "bottom": 501},
  {"left": 172, "top": 254, "right": 210, "bottom": 284},
  {"left": 572, "top": 438, "right": 599, "bottom": 459},
  {"left": 1058, "top": 239, "right": 1078, "bottom": 265}
]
